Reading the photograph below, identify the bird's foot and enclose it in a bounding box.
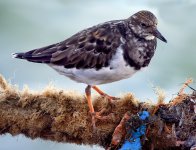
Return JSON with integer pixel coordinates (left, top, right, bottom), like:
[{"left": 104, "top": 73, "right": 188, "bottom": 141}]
[
  {"left": 95, "top": 112, "right": 115, "bottom": 120},
  {"left": 92, "top": 110, "right": 115, "bottom": 121},
  {"left": 100, "top": 94, "right": 120, "bottom": 110},
  {"left": 92, "top": 85, "right": 120, "bottom": 103},
  {"left": 90, "top": 110, "right": 115, "bottom": 131},
  {"left": 103, "top": 94, "right": 120, "bottom": 103}
]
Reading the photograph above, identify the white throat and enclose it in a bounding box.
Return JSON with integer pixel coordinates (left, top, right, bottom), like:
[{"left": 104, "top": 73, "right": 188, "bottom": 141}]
[{"left": 145, "top": 35, "right": 155, "bottom": 40}]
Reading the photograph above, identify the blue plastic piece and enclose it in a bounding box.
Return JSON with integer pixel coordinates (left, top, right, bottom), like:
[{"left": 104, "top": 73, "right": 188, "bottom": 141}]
[
  {"left": 120, "top": 111, "right": 149, "bottom": 150},
  {"left": 139, "top": 111, "right": 149, "bottom": 121}
]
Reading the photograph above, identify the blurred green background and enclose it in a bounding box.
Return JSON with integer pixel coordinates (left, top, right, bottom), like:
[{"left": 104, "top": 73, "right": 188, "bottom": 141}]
[{"left": 0, "top": 0, "right": 196, "bottom": 149}]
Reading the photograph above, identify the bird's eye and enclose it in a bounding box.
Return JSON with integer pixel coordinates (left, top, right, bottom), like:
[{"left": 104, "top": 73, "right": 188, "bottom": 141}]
[{"left": 141, "top": 23, "right": 147, "bottom": 27}]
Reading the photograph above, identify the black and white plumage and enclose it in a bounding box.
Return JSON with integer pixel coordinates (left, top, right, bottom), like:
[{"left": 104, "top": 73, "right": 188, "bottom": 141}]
[
  {"left": 13, "top": 10, "right": 167, "bottom": 129},
  {"left": 13, "top": 10, "right": 167, "bottom": 86}
]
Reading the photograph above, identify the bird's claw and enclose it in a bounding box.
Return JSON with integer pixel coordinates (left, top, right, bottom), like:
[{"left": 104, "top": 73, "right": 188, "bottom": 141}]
[
  {"left": 103, "top": 94, "right": 120, "bottom": 101},
  {"left": 90, "top": 111, "right": 115, "bottom": 131},
  {"left": 95, "top": 113, "right": 115, "bottom": 121},
  {"left": 101, "top": 94, "right": 120, "bottom": 107},
  {"left": 91, "top": 111, "right": 115, "bottom": 121}
]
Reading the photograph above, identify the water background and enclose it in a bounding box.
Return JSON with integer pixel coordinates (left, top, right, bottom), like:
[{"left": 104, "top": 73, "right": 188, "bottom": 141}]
[{"left": 0, "top": 0, "right": 196, "bottom": 149}]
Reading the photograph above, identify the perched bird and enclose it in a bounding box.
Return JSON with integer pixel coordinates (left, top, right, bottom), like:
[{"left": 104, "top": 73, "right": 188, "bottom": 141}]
[{"left": 13, "top": 10, "right": 167, "bottom": 129}]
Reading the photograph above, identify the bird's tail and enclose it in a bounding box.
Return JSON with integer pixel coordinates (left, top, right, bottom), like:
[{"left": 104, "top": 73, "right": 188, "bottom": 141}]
[
  {"left": 12, "top": 51, "right": 51, "bottom": 63},
  {"left": 12, "top": 53, "right": 25, "bottom": 59}
]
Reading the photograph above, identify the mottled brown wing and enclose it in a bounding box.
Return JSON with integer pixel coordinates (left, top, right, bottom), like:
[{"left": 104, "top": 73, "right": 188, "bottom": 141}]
[{"left": 18, "top": 22, "right": 122, "bottom": 70}]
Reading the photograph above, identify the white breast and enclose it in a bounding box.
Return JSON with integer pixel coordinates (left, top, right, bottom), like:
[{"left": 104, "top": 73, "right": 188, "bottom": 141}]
[{"left": 49, "top": 46, "right": 137, "bottom": 85}]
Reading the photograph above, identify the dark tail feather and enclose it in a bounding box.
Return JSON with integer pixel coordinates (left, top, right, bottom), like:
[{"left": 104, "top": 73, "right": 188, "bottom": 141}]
[
  {"left": 12, "top": 52, "right": 51, "bottom": 63},
  {"left": 12, "top": 53, "right": 25, "bottom": 59}
]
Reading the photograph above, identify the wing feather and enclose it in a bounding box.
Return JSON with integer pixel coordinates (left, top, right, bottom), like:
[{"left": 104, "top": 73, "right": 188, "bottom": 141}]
[{"left": 15, "top": 21, "right": 124, "bottom": 69}]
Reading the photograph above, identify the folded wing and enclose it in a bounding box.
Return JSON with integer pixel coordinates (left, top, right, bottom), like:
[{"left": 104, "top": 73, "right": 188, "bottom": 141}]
[{"left": 13, "top": 22, "right": 122, "bottom": 70}]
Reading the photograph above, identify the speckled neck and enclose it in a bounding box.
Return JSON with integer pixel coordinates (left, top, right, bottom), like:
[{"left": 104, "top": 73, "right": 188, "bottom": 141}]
[{"left": 122, "top": 33, "right": 157, "bottom": 70}]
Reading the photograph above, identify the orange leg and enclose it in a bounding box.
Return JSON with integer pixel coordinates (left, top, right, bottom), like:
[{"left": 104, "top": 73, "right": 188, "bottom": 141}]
[
  {"left": 85, "top": 85, "right": 114, "bottom": 130},
  {"left": 92, "top": 85, "right": 119, "bottom": 103},
  {"left": 85, "top": 85, "right": 96, "bottom": 130},
  {"left": 85, "top": 85, "right": 94, "bottom": 113}
]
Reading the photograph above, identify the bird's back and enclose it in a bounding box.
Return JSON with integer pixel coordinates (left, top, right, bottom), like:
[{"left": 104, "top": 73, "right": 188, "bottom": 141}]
[{"left": 13, "top": 20, "right": 126, "bottom": 70}]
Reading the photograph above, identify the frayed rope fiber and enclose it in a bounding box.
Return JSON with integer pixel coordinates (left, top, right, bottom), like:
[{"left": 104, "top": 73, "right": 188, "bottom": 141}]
[
  {"left": 0, "top": 74, "right": 196, "bottom": 149},
  {"left": 0, "top": 74, "right": 140, "bottom": 147}
]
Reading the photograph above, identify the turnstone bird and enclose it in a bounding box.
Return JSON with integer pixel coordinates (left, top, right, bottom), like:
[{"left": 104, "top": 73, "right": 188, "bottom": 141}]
[{"left": 13, "top": 10, "right": 167, "bottom": 129}]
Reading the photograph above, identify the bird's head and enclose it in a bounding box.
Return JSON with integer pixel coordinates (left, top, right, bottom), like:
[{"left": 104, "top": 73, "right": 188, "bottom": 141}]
[{"left": 127, "top": 10, "right": 167, "bottom": 43}]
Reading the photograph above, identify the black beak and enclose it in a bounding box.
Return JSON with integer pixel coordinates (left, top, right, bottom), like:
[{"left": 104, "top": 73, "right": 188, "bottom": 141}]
[{"left": 153, "top": 29, "right": 167, "bottom": 43}]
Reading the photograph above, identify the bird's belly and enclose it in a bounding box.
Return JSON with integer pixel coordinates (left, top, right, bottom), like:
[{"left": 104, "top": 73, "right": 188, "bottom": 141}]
[
  {"left": 49, "top": 64, "right": 137, "bottom": 85},
  {"left": 49, "top": 47, "right": 137, "bottom": 85}
]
